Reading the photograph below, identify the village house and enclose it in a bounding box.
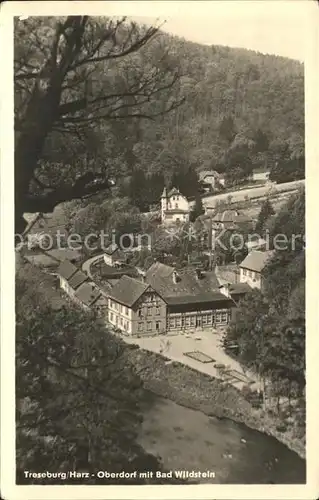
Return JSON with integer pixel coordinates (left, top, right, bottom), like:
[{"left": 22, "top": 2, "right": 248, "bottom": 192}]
[
  {"left": 218, "top": 282, "right": 252, "bottom": 305},
  {"left": 200, "top": 210, "right": 253, "bottom": 251},
  {"left": 23, "top": 209, "right": 69, "bottom": 249},
  {"left": 245, "top": 237, "right": 267, "bottom": 253},
  {"left": 103, "top": 243, "right": 126, "bottom": 267},
  {"left": 160, "top": 187, "right": 190, "bottom": 225},
  {"left": 57, "top": 260, "right": 107, "bottom": 312},
  {"left": 239, "top": 250, "right": 275, "bottom": 290},
  {"left": 145, "top": 262, "right": 235, "bottom": 333},
  {"left": 209, "top": 209, "right": 253, "bottom": 232},
  {"left": 198, "top": 170, "right": 226, "bottom": 191},
  {"left": 108, "top": 275, "right": 167, "bottom": 335},
  {"left": 108, "top": 262, "right": 246, "bottom": 337},
  {"left": 251, "top": 168, "right": 270, "bottom": 183}
]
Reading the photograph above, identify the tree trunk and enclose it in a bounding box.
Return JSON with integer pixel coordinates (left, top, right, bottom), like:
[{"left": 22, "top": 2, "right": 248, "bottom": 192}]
[{"left": 15, "top": 81, "right": 62, "bottom": 234}]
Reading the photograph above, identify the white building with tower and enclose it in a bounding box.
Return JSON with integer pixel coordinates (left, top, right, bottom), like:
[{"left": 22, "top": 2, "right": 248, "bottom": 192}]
[{"left": 160, "top": 187, "right": 191, "bottom": 225}]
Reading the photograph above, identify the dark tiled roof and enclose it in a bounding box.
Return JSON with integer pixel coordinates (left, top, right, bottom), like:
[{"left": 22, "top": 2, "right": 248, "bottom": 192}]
[
  {"left": 145, "top": 262, "right": 226, "bottom": 306},
  {"left": 24, "top": 253, "right": 59, "bottom": 268},
  {"left": 199, "top": 170, "right": 222, "bottom": 181},
  {"left": 161, "top": 187, "right": 167, "bottom": 197},
  {"left": 47, "top": 248, "right": 81, "bottom": 262},
  {"left": 212, "top": 210, "right": 251, "bottom": 224},
  {"left": 57, "top": 260, "right": 78, "bottom": 280},
  {"left": 109, "top": 275, "right": 149, "bottom": 307},
  {"left": 68, "top": 269, "right": 89, "bottom": 290},
  {"left": 167, "top": 187, "right": 181, "bottom": 197},
  {"left": 75, "top": 281, "right": 102, "bottom": 307},
  {"left": 105, "top": 243, "right": 120, "bottom": 255},
  {"left": 104, "top": 243, "right": 126, "bottom": 261},
  {"left": 230, "top": 283, "right": 252, "bottom": 295},
  {"left": 100, "top": 263, "right": 138, "bottom": 279},
  {"left": 215, "top": 265, "right": 240, "bottom": 285},
  {"left": 239, "top": 250, "right": 275, "bottom": 273},
  {"left": 165, "top": 292, "right": 232, "bottom": 306}
]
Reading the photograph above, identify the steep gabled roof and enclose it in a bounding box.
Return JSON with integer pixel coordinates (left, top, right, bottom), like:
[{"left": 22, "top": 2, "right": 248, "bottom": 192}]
[
  {"left": 167, "top": 187, "right": 181, "bottom": 197},
  {"left": 57, "top": 260, "right": 78, "bottom": 280},
  {"left": 75, "top": 281, "right": 102, "bottom": 307},
  {"left": 239, "top": 250, "right": 275, "bottom": 273},
  {"left": 145, "top": 262, "right": 224, "bottom": 306},
  {"left": 199, "top": 170, "right": 222, "bottom": 181},
  {"left": 68, "top": 269, "right": 89, "bottom": 290},
  {"left": 108, "top": 275, "right": 150, "bottom": 307}
]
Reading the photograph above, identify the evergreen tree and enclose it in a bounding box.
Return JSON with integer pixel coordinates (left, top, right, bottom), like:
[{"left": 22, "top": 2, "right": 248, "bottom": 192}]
[
  {"left": 190, "top": 193, "right": 205, "bottom": 222},
  {"left": 253, "top": 128, "right": 269, "bottom": 153},
  {"left": 218, "top": 115, "right": 237, "bottom": 144},
  {"left": 255, "top": 198, "right": 275, "bottom": 234}
]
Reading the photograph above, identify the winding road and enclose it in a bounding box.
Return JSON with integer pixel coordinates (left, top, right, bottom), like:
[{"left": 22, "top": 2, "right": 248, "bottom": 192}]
[{"left": 82, "top": 253, "right": 105, "bottom": 279}]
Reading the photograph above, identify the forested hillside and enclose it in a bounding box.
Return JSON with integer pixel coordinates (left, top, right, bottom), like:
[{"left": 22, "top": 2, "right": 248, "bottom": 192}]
[
  {"left": 224, "top": 188, "right": 305, "bottom": 440},
  {"left": 15, "top": 17, "right": 304, "bottom": 225}
]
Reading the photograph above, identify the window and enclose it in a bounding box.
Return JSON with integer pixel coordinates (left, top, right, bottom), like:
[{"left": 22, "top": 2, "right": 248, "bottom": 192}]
[
  {"left": 243, "top": 269, "right": 247, "bottom": 276},
  {"left": 185, "top": 316, "right": 191, "bottom": 327},
  {"left": 147, "top": 307, "right": 152, "bottom": 316},
  {"left": 176, "top": 316, "right": 181, "bottom": 327},
  {"left": 156, "top": 307, "right": 160, "bottom": 315},
  {"left": 120, "top": 317, "right": 123, "bottom": 326},
  {"left": 109, "top": 312, "right": 113, "bottom": 321},
  {"left": 221, "top": 312, "right": 228, "bottom": 323},
  {"left": 125, "top": 307, "right": 129, "bottom": 315},
  {"left": 175, "top": 203, "right": 178, "bottom": 209},
  {"left": 202, "top": 315, "right": 207, "bottom": 325},
  {"left": 115, "top": 315, "right": 118, "bottom": 325},
  {"left": 172, "top": 196, "right": 175, "bottom": 201},
  {"left": 156, "top": 321, "right": 161, "bottom": 331},
  {"left": 138, "top": 309, "right": 142, "bottom": 318},
  {"left": 190, "top": 316, "right": 195, "bottom": 327},
  {"left": 215, "top": 312, "right": 221, "bottom": 323},
  {"left": 138, "top": 322, "right": 143, "bottom": 332},
  {"left": 169, "top": 317, "right": 175, "bottom": 329},
  {"left": 147, "top": 321, "right": 152, "bottom": 331}
]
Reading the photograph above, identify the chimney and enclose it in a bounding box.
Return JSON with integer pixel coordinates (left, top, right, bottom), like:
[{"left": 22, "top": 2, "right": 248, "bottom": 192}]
[
  {"left": 172, "top": 270, "right": 179, "bottom": 284},
  {"left": 220, "top": 282, "right": 231, "bottom": 298}
]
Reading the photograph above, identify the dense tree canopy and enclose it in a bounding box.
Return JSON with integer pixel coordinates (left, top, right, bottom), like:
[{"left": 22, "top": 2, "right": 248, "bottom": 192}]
[
  {"left": 14, "top": 16, "right": 184, "bottom": 234},
  {"left": 15, "top": 16, "right": 304, "bottom": 235},
  {"left": 224, "top": 189, "right": 305, "bottom": 419},
  {"left": 16, "top": 267, "right": 167, "bottom": 484}
]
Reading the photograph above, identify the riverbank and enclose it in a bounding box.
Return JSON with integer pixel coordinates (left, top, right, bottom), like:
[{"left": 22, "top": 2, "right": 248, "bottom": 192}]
[{"left": 126, "top": 344, "right": 305, "bottom": 460}]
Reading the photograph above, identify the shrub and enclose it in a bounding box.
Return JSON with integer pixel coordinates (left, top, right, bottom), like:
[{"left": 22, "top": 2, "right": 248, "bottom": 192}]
[
  {"left": 241, "top": 384, "right": 252, "bottom": 399},
  {"left": 276, "top": 423, "right": 288, "bottom": 433}
]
